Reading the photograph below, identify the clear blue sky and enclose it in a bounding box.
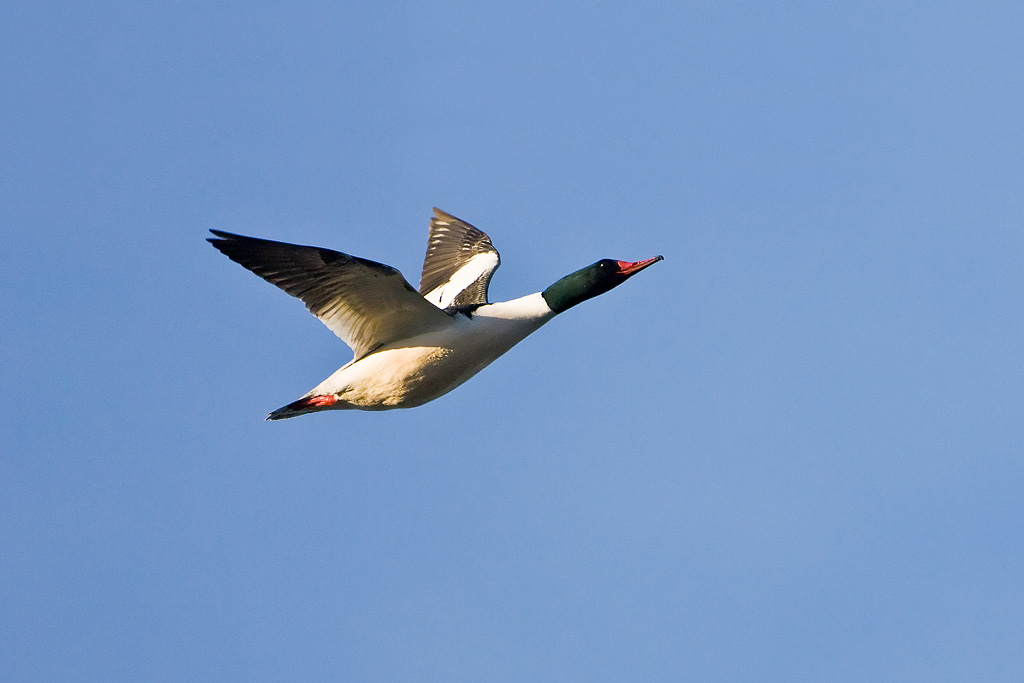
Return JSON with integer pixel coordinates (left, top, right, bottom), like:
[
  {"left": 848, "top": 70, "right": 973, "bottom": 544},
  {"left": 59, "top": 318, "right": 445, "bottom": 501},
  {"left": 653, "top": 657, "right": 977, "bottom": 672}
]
[{"left": 3, "top": 1, "right": 1022, "bottom": 681}]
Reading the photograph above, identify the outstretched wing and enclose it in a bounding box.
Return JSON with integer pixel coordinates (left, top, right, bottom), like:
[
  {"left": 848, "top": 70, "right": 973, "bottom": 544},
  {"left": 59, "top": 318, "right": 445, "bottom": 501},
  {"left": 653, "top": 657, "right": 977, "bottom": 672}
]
[
  {"left": 209, "top": 230, "right": 454, "bottom": 359},
  {"left": 418, "top": 208, "right": 501, "bottom": 310}
]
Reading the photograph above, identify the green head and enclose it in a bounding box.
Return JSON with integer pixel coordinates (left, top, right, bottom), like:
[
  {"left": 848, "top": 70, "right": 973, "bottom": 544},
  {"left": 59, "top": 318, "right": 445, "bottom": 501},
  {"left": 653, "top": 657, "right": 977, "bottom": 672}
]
[{"left": 541, "top": 256, "right": 663, "bottom": 314}]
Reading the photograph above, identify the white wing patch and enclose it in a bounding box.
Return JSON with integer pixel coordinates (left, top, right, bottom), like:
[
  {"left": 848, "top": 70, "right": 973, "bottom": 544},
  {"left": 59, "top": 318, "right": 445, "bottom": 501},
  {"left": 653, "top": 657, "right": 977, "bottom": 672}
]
[
  {"left": 418, "top": 209, "right": 501, "bottom": 309},
  {"left": 424, "top": 252, "right": 501, "bottom": 309}
]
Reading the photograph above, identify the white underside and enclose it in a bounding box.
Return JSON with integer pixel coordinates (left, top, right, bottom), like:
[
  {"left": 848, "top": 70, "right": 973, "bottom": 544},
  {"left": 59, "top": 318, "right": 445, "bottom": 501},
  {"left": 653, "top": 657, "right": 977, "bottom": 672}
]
[{"left": 307, "top": 292, "right": 555, "bottom": 410}]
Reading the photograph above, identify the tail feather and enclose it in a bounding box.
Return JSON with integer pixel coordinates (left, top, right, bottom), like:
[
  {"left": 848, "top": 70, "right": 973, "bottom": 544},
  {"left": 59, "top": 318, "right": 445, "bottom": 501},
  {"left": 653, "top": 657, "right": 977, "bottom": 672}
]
[{"left": 266, "top": 394, "right": 340, "bottom": 421}]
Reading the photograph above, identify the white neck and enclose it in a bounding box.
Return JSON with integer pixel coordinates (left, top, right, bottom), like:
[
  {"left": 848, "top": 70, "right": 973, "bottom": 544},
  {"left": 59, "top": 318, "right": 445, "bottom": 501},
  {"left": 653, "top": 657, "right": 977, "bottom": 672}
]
[{"left": 473, "top": 292, "right": 556, "bottom": 321}]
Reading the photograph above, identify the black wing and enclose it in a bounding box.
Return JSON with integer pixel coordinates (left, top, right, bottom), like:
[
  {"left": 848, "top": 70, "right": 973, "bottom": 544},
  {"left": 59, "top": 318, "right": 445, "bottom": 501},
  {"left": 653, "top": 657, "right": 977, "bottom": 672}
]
[{"left": 209, "top": 230, "right": 453, "bottom": 359}]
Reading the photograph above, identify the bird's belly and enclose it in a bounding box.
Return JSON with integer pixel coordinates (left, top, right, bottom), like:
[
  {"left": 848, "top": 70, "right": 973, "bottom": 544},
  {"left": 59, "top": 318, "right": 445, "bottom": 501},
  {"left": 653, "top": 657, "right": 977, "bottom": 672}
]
[
  {"left": 343, "top": 346, "right": 469, "bottom": 409},
  {"left": 316, "top": 344, "right": 495, "bottom": 410},
  {"left": 314, "top": 318, "right": 546, "bottom": 410}
]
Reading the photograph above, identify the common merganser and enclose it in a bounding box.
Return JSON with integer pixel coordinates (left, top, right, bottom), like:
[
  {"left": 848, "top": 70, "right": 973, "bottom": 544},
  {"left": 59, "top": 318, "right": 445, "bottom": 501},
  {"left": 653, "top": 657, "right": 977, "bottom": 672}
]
[{"left": 209, "top": 208, "right": 662, "bottom": 419}]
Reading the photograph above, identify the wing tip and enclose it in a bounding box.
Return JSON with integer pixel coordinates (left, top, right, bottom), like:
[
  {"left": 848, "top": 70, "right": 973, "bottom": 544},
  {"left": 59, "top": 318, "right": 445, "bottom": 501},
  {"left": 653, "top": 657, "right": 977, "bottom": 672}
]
[
  {"left": 208, "top": 230, "right": 246, "bottom": 250},
  {"left": 431, "top": 207, "right": 459, "bottom": 224}
]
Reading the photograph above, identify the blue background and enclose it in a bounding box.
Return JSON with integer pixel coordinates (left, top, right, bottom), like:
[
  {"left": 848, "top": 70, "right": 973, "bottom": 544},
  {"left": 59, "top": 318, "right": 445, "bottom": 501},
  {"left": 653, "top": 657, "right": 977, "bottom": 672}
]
[{"left": 3, "top": 1, "right": 1022, "bottom": 680}]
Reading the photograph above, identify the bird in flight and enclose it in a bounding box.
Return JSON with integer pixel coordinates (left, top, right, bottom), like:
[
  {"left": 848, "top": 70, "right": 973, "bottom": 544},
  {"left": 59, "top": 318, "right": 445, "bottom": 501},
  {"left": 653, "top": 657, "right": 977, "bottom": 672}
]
[{"left": 209, "top": 208, "right": 662, "bottom": 419}]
